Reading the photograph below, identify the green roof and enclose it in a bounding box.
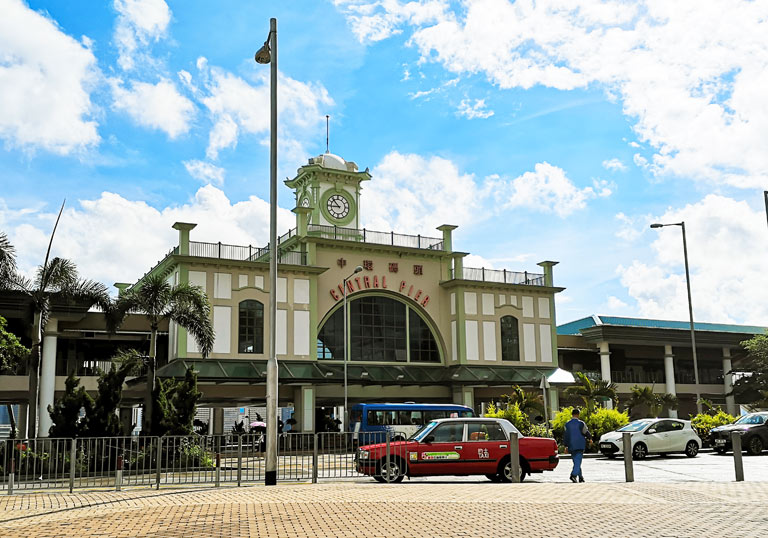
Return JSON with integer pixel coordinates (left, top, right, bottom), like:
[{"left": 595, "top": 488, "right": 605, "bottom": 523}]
[
  {"left": 558, "top": 315, "right": 767, "bottom": 336},
  {"left": 148, "top": 359, "right": 559, "bottom": 386}
]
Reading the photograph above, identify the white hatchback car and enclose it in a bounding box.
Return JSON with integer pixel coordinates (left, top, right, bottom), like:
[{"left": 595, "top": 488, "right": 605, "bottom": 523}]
[{"left": 599, "top": 418, "right": 701, "bottom": 459}]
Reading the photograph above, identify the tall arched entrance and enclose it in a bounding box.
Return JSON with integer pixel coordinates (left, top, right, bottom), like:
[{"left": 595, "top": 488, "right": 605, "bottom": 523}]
[{"left": 317, "top": 293, "right": 443, "bottom": 364}]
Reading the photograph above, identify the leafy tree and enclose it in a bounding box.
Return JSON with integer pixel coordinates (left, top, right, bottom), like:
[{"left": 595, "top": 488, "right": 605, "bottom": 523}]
[
  {"left": 623, "top": 385, "right": 679, "bottom": 418},
  {"left": 690, "top": 409, "right": 737, "bottom": 447},
  {"left": 114, "top": 270, "right": 214, "bottom": 434},
  {"left": 485, "top": 401, "right": 531, "bottom": 434},
  {"left": 48, "top": 373, "right": 94, "bottom": 438},
  {"left": 0, "top": 314, "right": 29, "bottom": 437},
  {"left": 564, "top": 371, "right": 618, "bottom": 417},
  {"left": 0, "top": 219, "right": 111, "bottom": 437},
  {"left": 499, "top": 385, "right": 544, "bottom": 418},
  {"left": 151, "top": 367, "right": 203, "bottom": 437},
  {"left": 732, "top": 331, "right": 768, "bottom": 408},
  {"left": 83, "top": 350, "right": 143, "bottom": 437}
]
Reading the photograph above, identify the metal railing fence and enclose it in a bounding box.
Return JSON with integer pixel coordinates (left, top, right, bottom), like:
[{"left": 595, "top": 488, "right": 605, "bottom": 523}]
[
  {"left": 2, "top": 431, "right": 411, "bottom": 494},
  {"left": 451, "top": 267, "right": 546, "bottom": 286}
]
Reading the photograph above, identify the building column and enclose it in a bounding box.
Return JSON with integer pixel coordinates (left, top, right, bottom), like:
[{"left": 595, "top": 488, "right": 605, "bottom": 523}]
[
  {"left": 295, "top": 386, "right": 315, "bottom": 433},
  {"left": 119, "top": 407, "right": 133, "bottom": 435},
  {"left": 213, "top": 408, "right": 225, "bottom": 435},
  {"left": 723, "top": 347, "right": 737, "bottom": 416},
  {"left": 37, "top": 318, "right": 58, "bottom": 437},
  {"left": 664, "top": 345, "right": 678, "bottom": 418},
  {"left": 549, "top": 388, "right": 560, "bottom": 416},
  {"left": 599, "top": 342, "right": 613, "bottom": 409},
  {"left": 17, "top": 404, "right": 28, "bottom": 439}
]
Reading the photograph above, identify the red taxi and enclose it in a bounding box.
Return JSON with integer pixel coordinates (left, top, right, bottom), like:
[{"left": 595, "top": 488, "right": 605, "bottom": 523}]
[{"left": 355, "top": 417, "right": 558, "bottom": 483}]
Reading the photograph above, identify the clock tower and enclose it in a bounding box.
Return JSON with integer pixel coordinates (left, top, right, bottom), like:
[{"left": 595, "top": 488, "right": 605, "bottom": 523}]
[{"left": 285, "top": 153, "right": 371, "bottom": 229}]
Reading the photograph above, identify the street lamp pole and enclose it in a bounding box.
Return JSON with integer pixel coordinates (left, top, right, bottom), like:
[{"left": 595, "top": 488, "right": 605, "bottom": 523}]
[
  {"left": 343, "top": 266, "right": 363, "bottom": 431},
  {"left": 255, "top": 17, "right": 278, "bottom": 486},
  {"left": 650, "top": 221, "right": 702, "bottom": 414}
]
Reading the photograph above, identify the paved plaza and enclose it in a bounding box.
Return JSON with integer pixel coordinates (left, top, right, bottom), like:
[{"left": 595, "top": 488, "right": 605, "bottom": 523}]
[{"left": 2, "top": 453, "right": 768, "bottom": 538}]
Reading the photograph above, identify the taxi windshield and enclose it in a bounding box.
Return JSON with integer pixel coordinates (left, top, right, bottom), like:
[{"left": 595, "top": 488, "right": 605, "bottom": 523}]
[
  {"left": 409, "top": 421, "right": 439, "bottom": 441},
  {"left": 618, "top": 420, "right": 653, "bottom": 432}
]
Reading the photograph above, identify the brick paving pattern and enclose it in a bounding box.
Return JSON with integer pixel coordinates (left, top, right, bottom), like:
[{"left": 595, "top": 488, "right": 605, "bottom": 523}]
[{"left": 1, "top": 481, "right": 767, "bottom": 537}]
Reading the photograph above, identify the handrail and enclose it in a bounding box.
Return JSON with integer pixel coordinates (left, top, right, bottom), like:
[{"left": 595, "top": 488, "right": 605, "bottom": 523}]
[
  {"left": 306, "top": 224, "right": 444, "bottom": 250},
  {"left": 451, "top": 267, "right": 546, "bottom": 286}
]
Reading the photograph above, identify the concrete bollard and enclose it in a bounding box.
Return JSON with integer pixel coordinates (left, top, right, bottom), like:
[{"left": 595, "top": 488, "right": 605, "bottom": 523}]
[
  {"left": 237, "top": 436, "right": 243, "bottom": 487},
  {"left": 622, "top": 432, "right": 634, "bottom": 482},
  {"left": 69, "top": 440, "right": 76, "bottom": 493},
  {"left": 115, "top": 454, "right": 123, "bottom": 492},
  {"left": 312, "top": 433, "right": 318, "bottom": 484},
  {"left": 9, "top": 448, "right": 15, "bottom": 495},
  {"left": 731, "top": 432, "right": 744, "bottom": 482},
  {"left": 385, "top": 431, "right": 391, "bottom": 484},
  {"left": 509, "top": 432, "right": 521, "bottom": 483},
  {"left": 215, "top": 452, "right": 221, "bottom": 487}
]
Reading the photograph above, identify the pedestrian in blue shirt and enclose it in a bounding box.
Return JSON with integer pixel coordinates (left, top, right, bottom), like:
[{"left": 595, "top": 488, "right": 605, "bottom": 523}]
[{"left": 563, "top": 408, "right": 589, "bottom": 483}]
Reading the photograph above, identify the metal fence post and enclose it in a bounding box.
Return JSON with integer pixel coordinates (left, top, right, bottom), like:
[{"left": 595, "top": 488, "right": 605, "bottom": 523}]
[
  {"left": 237, "top": 435, "right": 243, "bottom": 487},
  {"left": 312, "top": 433, "right": 318, "bottom": 484},
  {"left": 385, "top": 431, "right": 391, "bottom": 484},
  {"left": 732, "top": 432, "right": 744, "bottom": 482},
  {"left": 622, "top": 432, "right": 634, "bottom": 482},
  {"left": 7, "top": 444, "right": 13, "bottom": 496},
  {"left": 155, "top": 437, "right": 162, "bottom": 490},
  {"left": 509, "top": 432, "right": 520, "bottom": 483},
  {"left": 215, "top": 451, "right": 221, "bottom": 487},
  {"left": 69, "top": 439, "right": 76, "bottom": 493},
  {"left": 115, "top": 453, "right": 123, "bottom": 492}
]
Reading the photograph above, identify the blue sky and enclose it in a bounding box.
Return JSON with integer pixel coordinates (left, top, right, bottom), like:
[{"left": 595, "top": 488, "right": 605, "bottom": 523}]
[{"left": 1, "top": 0, "right": 767, "bottom": 326}]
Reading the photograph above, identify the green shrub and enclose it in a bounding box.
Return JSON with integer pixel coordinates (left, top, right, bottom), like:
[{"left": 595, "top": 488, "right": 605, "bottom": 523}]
[
  {"left": 691, "top": 410, "right": 736, "bottom": 447},
  {"left": 485, "top": 402, "right": 531, "bottom": 434},
  {"left": 525, "top": 423, "right": 552, "bottom": 438},
  {"left": 550, "top": 407, "right": 629, "bottom": 452}
]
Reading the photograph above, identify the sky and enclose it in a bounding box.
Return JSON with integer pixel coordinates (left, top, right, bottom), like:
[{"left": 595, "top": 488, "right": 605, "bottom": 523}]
[{"left": 1, "top": 0, "right": 767, "bottom": 326}]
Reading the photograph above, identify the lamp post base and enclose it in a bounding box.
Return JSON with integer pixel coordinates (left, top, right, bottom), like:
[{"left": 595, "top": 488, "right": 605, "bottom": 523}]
[{"left": 265, "top": 470, "right": 277, "bottom": 486}]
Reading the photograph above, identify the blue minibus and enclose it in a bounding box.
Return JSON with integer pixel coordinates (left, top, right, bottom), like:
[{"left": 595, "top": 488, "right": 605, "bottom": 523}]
[{"left": 350, "top": 402, "right": 475, "bottom": 442}]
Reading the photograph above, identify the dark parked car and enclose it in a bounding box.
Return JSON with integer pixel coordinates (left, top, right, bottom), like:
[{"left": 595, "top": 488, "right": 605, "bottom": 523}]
[{"left": 711, "top": 412, "right": 768, "bottom": 455}]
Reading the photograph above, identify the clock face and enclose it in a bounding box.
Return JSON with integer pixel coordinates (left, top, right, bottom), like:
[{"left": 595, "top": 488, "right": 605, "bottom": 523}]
[{"left": 326, "top": 193, "right": 350, "bottom": 220}]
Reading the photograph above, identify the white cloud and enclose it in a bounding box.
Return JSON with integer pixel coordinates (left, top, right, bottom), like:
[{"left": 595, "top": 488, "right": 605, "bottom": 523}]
[
  {"left": 605, "top": 295, "right": 629, "bottom": 312},
  {"left": 338, "top": 0, "right": 768, "bottom": 189},
  {"left": 111, "top": 79, "right": 195, "bottom": 138},
  {"left": 183, "top": 160, "right": 225, "bottom": 186},
  {"left": 0, "top": 0, "right": 100, "bottom": 154},
  {"left": 361, "top": 151, "right": 481, "bottom": 235},
  {"left": 194, "top": 59, "right": 333, "bottom": 162},
  {"left": 457, "top": 99, "right": 494, "bottom": 119},
  {"left": 618, "top": 195, "right": 768, "bottom": 324},
  {"left": 602, "top": 158, "right": 627, "bottom": 172},
  {"left": 114, "top": 0, "right": 171, "bottom": 71},
  {"left": 1, "top": 187, "right": 294, "bottom": 290},
  {"left": 463, "top": 254, "right": 494, "bottom": 269},
  {"left": 489, "top": 162, "right": 601, "bottom": 218}
]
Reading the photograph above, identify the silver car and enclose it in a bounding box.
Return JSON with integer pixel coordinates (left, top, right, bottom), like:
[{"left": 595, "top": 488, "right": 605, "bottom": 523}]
[{"left": 599, "top": 418, "right": 701, "bottom": 459}]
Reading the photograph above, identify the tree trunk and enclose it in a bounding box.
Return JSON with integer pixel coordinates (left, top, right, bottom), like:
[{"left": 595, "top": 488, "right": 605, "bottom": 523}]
[
  {"left": 27, "top": 312, "right": 42, "bottom": 438},
  {"left": 143, "top": 325, "right": 158, "bottom": 435},
  {"left": 5, "top": 404, "right": 16, "bottom": 439}
]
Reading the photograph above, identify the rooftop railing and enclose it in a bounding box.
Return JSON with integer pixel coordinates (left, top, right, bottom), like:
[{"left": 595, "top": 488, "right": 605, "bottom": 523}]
[
  {"left": 451, "top": 267, "right": 546, "bottom": 286},
  {"left": 306, "top": 224, "right": 444, "bottom": 250},
  {"left": 187, "top": 241, "right": 306, "bottom": 265}
]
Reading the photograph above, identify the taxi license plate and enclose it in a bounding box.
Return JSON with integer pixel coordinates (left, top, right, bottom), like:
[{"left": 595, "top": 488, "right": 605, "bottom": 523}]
[
  {"left": 600, "top": 443, "right": 612, "bottom": 449},
  {"left": 715, "top": 438, "right": 726, "bottom": 445}
]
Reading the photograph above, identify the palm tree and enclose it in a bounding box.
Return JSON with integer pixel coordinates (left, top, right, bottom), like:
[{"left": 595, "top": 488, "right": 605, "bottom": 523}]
[
  {"left": 114, "top": 269, "right": 214, "bottom": 434},
  {"left": 501, "top": 385, "right": 544, "bottom": 418},
  {"left": 565, "top": 371, "right": 618, "bottom": 417},
  {"left": 624, "top": 385, "right": 679, "bottom": 418},
  {"left": 1, "top": 222, "right": 111, "bottom": 437}
]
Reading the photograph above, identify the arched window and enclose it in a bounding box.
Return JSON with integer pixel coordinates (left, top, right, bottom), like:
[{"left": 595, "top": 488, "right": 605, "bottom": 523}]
[
  {"left": 239, "top": 300, "right": 264, "bottom": 354},
  {"left": 317, "top": 295, "right": 440, "bottom": 363},
  {"left": 500, "top": 315, "right": 519, "bottom": 361}
]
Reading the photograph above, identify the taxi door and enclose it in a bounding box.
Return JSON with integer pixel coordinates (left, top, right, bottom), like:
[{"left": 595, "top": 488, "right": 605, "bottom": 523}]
[
  {"left": 463, "top": 422, "right": 508, "bottom": 474},
  {"left": 409, "top": 422, "right": 466, "bottom": 475}
]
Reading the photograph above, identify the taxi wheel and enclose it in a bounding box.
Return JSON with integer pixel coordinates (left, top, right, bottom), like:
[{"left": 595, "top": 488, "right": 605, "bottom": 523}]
[
  {"left": 499, "top": 458, "right": 526, "bottom": 483},
  {"left": 378, "top": 458, "right": 405, "bottom": 483}
]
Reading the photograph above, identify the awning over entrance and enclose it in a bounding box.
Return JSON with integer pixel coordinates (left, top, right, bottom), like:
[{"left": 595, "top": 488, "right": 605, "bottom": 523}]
[{"left": 149, "top": 359, "right": 561, "bottom": 387}]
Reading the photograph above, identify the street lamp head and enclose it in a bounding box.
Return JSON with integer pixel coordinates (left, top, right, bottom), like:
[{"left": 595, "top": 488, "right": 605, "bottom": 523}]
[
  {"left": 650, "top": 223, "right": 664, "bottom": 229},
  {"left": 353, "top": 265, "right": 363, "bottom": 274},
  {"left": 254, "top": 41, "right": 271, "bottom": 64}
]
